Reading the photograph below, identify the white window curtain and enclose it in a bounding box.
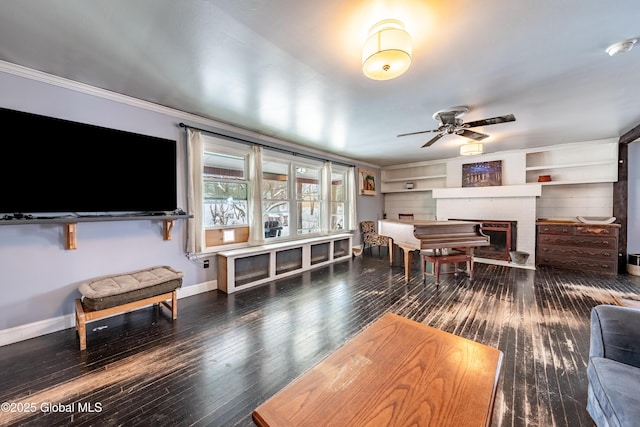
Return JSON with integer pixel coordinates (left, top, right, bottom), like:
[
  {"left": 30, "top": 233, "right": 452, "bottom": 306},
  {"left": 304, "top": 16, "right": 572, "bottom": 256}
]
[
  {"left": 186, "top": 129, "right": 204, "bottom": 254},
  {"left": 248, "top": 145, "right": 264, "bottom": 244},
  {"left": 321, "top": 161, "right": 332, "bottom": 233},
  {"left": 346, "top": 166, "right": 357, "bottom": 231}
]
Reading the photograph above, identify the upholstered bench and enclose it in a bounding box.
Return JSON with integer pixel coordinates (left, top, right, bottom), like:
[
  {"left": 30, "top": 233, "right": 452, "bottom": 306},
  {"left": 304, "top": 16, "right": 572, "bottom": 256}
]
[{"left": 75, "top": 266, "right": 183, "bottom": 350}]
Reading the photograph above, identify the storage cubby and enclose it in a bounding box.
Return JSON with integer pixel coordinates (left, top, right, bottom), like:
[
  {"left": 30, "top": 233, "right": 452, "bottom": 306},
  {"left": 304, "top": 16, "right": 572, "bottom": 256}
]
[
  {"left": 525, "top": 141, "right": 618, "bottom": 185},
  {"left": 333, "top": 238, "right": 350, "bottom": 259},
  {"left": 217, "top": 233, "right": 352, "bottom": 293},
  {"left": 381, "top": 161, "right": 446, "bottom": 193},
  {"left": 276, "top": 248, "right": 303, "bottom": 274},
  {"left": 311, "top": 242, "right": 330, "bottom": 265},
  {"left": 234, "top": 254, "right": 270, "bottom": 287}
]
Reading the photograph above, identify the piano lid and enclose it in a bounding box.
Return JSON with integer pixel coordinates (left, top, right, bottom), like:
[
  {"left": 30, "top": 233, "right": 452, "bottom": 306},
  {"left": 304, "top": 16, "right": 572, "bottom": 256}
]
[{"left": 378, "top": 219, "right": 489, "bottom": 250}]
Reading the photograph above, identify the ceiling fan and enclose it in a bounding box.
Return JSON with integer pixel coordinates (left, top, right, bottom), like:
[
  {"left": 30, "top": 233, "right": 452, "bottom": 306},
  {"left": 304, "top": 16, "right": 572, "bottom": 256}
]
[{"left": 397, "top": 106, "right": 516, "bottom": 148}]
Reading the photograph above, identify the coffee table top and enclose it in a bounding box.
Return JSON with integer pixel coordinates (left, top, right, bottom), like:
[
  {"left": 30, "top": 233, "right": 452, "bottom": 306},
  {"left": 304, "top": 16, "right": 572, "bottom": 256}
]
[{"left": 253, "top": 313, "right": 503, "bottom": 427}]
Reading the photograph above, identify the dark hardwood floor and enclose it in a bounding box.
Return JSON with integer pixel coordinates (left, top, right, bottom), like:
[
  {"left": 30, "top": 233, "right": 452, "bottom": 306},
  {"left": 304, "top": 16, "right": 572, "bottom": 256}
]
[{"left": 1, "top": 254, "right": 640, "bottom": 426}]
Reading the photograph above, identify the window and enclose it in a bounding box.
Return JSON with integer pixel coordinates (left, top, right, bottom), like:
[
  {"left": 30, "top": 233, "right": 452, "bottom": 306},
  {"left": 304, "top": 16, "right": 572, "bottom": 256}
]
[
  {"left": 190, "top": 129, "right": 355, "bottom": 252},
  {"left": 296, "top": 164, "right": 321, "bottom": 234},
  {"left": 202, "top": 152, "right": 248, "bottom": 228},
  {"left": 262, "top": 160, "right": 290, "bottom": 239},
  {"left": 331, "top": 169, "right": 346, "bottom": 230}
]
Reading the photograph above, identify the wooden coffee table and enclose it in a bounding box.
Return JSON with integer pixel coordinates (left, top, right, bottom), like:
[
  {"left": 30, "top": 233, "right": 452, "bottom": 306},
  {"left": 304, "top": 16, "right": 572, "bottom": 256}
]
[{"left": 253, "top": 313, "right": 503, "bottom": 427}]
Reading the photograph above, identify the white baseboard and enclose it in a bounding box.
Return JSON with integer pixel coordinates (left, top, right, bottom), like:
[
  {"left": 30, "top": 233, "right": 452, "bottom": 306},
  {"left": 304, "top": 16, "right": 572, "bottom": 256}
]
[{"left": 0, "top": 280, "right": 218, "bottom": 348}]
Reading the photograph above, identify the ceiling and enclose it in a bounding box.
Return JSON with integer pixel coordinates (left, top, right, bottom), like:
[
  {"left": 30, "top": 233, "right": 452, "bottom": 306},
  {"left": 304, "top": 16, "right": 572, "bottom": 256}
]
[{"left": 0, "top": 0, "right": 639, "bottom": 167}]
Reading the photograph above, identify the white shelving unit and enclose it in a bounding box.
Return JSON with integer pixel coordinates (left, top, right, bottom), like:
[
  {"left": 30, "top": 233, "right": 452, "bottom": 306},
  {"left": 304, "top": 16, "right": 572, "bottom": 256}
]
[
  {"left": 525, "top": 141, "right": 618, "bottom": 185},
  {"left": 217, "top": 233, "right": 352, "bottom": 293},
  {"left": 381, "top": 161, "right": 447, "bottom": 193}
]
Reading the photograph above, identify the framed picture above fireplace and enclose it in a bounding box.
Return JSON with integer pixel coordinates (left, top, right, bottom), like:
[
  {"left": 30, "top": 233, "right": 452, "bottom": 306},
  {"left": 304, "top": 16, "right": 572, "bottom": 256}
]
[{"left": 462, "top": 160, "right": 502, "bottom": 187}]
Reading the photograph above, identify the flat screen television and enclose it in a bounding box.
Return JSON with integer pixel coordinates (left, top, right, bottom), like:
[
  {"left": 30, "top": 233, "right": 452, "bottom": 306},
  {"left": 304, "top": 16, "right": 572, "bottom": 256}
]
[{"left": 1, "top": 107, "right": 177, "bottom": 216}]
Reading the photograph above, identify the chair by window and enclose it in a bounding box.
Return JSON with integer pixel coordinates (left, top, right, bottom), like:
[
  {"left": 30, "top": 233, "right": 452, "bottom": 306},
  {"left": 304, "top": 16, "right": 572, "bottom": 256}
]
[
  {"left": 398, "top": 213, "right": 414, "bottom": 220},
  {"left": 264, "top": 220, "right": 282, "bottom": 238},
  {"left": 359, "top": 221, "right": 388, "bottom": 256}
]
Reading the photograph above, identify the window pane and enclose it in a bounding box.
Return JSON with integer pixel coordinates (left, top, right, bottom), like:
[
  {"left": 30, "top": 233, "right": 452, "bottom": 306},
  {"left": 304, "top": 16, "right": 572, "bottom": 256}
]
[
  {"left": 331, "top": 202, "right": 344, "bottom": 230},
  {"left": 204, "top": 152, "right": 245, "bottom": 180},
  {"left": 297, "top": 201, "right": 320, "bottom": 234},
  {"left": 202, "top": 151, "right": 248, "bottom": 228},
  {"left": 203, "top": 182, "right": 248, "bottom": 227},
  {"left": 263, "top": 160, "right": 290, "bottom": 238},
  {"left": 331, "top": 173, "right": 344, "bottom": 202},
  {"left": 296, "top": 167, "right": 319, "bottom": 200},
  {"left": 263, "top": 161, "right": 288, "bottom": 199}
]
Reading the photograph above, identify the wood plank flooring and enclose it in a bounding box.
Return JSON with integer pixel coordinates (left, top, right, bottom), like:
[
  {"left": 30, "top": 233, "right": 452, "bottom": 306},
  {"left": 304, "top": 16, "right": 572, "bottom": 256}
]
[{"left": 1, "top": 255, "right": 640, "bottom": 426}]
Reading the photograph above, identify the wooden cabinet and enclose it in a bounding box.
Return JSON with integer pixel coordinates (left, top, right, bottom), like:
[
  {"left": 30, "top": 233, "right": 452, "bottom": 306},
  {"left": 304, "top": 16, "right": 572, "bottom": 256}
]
[
  {"left": 217, "top": 233, "right": 352, "bottom": 293},
  {"left": 536, "top": 222, "right": 620, "bottom": 274}
]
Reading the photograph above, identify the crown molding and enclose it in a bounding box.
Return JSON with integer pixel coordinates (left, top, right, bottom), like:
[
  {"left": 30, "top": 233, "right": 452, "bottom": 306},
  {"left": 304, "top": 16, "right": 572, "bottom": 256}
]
[{"left": 0, "top": 60, "right": 372, "bottom": 169}]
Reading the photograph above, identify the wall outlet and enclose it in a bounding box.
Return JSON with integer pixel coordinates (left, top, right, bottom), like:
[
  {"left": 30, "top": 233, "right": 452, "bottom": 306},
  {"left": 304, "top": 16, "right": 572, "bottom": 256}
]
[{"left": 203, "top": 259, "right": 209, "bottom": 269}]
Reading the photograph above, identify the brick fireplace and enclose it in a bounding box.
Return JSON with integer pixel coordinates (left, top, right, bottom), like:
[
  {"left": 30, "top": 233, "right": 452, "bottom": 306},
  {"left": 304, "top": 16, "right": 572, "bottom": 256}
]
[
  {"left": 432, "top": 185, "right": 541, "bottom": 268},
  {"left": 452, "top": 220, "right": 517, "bottom": 261}
]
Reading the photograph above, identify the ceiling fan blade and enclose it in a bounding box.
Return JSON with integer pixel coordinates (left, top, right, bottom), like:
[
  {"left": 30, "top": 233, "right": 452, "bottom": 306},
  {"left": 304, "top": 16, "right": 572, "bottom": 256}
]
[
  {"left": 457, "top": 129, "right": 489, "bottom": 141},
  {"left": 422, "top": 133, "right": 444, "bottom": 148},
  {"left": 464, "top": 114, "right": 516, "bottom": 128},
  {"left": 397, "top": 129, "right": 440, "bottom": 137}
]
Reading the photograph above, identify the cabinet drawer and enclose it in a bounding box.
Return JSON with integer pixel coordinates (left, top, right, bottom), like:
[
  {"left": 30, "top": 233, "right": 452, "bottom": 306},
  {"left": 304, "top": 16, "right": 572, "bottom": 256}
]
[
  {"left": 536, "top": 244, "right": 617, "bottom": 261},
  {"left": 575, "top": 226, "right": 618, "bottom": 237},
  {"left": 537, "top": 225, "right": 575, "bottom": 235},
  {"left": 536, "top": 254, "right": 618, "bottom": 274},
  {"left": 537, "top": 235, "right": 617, "bottom": 249}
]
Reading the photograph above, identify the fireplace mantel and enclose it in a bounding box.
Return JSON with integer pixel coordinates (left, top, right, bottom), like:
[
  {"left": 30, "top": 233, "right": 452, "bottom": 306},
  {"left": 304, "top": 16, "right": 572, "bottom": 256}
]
[
  {"left": 433, "top": 184, "right": 540, "bottom": 268},
  {"left": 432, "top": 184, "right": 541, "bottom": 199}
]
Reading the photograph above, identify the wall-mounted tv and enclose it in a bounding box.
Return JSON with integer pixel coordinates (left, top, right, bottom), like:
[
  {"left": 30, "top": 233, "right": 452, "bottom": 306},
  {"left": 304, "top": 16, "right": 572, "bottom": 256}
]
[{"left": 1, "top": 107, "right": 177, "bottom": 215}]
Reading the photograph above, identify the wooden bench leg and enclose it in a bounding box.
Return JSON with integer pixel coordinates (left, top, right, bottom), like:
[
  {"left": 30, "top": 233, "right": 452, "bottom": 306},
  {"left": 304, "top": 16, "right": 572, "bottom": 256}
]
[
  {"left": 171, "top": 290, "right": 178, "bottom": 320},
  {"left": 75, "top": 299, "right": 87, "bottom": 351},
  {"left": 160, "top": 290, "right": 178, "bottom": 320}
]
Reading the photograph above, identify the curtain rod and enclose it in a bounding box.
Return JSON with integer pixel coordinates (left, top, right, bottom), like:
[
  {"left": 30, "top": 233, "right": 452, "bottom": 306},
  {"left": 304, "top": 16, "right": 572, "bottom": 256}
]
[{"left": 178, "top": 123, "right": 354, "bottom": 168}]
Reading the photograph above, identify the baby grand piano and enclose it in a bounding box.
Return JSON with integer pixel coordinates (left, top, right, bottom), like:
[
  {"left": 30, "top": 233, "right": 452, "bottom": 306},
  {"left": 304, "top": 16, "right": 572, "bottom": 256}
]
[{"left": 378, "top": 219, "right": 490, "bottom": 282}]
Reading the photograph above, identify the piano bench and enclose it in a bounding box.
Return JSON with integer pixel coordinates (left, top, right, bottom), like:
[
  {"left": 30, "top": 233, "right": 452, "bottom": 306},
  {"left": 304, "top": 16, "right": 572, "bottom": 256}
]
[{"left": 421, "top": 250, "right": 473, "bottom": 286}]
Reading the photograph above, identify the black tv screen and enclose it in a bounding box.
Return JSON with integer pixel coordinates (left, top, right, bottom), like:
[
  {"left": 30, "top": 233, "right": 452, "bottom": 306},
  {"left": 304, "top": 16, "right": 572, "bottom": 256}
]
[{"left": 1, "top": 107, "right": 177, "bottom": 215}]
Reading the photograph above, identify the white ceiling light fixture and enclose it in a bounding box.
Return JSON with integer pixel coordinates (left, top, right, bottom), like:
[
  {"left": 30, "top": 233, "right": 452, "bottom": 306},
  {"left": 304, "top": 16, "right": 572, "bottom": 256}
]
[
  {"left": 460, "top": 143, "right": 484, "bottom": 156},
  {"left": 605, "top": 38, "right": 637, "bottom": 56},
  {"left": 362, "top": 19, "right": 412, "bottom": 80}
]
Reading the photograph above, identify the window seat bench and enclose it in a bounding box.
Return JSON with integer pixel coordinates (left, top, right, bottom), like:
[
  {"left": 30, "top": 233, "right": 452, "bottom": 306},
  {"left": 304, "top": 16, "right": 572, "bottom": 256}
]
[{"left": 217, "top": 233, "right": 352, "bottom": 293}]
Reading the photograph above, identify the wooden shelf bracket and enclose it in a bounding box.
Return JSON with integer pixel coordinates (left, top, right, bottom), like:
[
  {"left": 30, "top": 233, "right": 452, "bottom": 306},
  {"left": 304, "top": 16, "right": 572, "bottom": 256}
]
[
  {"left": 163, "top": 219, "right": 175, "bottom": 240},
  {"left": 65, "top": 223, "right": 78, "bottom": 250}
]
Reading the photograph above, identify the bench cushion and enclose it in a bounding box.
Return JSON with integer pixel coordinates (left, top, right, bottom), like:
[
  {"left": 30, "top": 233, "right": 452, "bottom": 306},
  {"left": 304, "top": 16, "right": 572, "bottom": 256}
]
[{"left": 79, "top": 266, "right": 183, "bottom": 311}]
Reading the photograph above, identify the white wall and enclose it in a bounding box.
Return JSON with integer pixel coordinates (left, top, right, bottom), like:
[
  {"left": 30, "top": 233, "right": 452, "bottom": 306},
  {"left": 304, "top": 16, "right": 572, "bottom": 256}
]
[
  {"left": 0, "top": 66, "right": 364, "bottom": 339},
  {"left": 537, "top": 183, "right": 613, "bottom": 219},
  {"left": 384, "top": 192, "right": 436, "bottom": 221},
  {"left": 0, "top": 70, "right": 205, "bottom": 331}
]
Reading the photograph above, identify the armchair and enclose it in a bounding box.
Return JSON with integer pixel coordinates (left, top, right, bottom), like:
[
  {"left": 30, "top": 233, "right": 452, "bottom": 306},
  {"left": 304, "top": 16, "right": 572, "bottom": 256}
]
[
  {"left": 587, "top": 304, "right": 640, "bottom": 427},
  {"left": 359, "top": 221, "right": 388, "bottom": 256}
]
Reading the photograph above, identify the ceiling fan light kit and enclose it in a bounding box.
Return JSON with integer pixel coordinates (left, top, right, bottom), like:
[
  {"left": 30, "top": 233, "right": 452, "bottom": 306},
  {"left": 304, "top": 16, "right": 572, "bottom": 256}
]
[
  {"left": 460, "top": 143, "right": 484, "bottom": 156},
  {"left": 605, "top": 38, "right": 637, "bottom": 56},
  {"left": 362, "top": 19, "right": 412, "bottom": 80}
]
